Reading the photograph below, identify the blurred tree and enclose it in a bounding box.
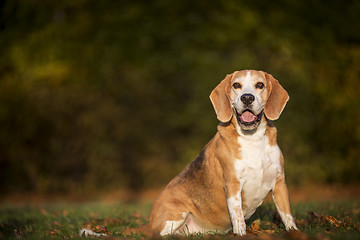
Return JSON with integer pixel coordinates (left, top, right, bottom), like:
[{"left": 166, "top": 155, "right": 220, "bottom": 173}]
[{"left": 0, "top": 0, "right": 359, "bottom": 194}]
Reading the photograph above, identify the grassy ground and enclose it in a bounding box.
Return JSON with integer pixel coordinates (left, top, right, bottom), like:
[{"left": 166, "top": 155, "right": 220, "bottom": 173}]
[{"left": 0, "top": 199, "right": 359, "bottom": 240}]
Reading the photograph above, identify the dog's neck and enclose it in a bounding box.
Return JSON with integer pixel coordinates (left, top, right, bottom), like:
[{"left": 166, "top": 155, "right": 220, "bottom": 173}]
[
  {"left": 218, "top": 114, "right": 267, "bottom": 141},
  {"left": 237, "top": 117, "right": 267, "bottom": 140}
]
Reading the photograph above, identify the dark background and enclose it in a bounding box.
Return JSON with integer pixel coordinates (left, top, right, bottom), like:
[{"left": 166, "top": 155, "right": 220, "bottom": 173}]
[{"left": 0, "top": 0, "right": 359, "bottom": 195}]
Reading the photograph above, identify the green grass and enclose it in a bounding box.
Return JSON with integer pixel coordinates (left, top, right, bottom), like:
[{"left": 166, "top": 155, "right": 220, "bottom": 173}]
[{"left": 0, "top": 200, "right": 359, "bottom": 240}]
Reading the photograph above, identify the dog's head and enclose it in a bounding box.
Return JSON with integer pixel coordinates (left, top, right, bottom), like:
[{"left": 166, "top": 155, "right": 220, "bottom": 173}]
[{"left": 210, "top": 70, "right": 289, "bottom": 131}]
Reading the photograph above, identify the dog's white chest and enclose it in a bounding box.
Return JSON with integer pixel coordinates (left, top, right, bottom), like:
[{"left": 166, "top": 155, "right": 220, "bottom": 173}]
[{"left": 235, "top": 135, "right": 282, "bottom": 219}]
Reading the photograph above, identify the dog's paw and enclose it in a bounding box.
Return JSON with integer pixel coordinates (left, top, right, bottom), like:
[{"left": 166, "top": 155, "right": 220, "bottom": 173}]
[
  {"left": 286, "top": 222, "right": 298, "bottom": 231},
  {"left": 278, "top": 211, "right": 298, "bottom": 231},
  {"left": 284, "top": 216, "right": 298, "bottom": 231},
  {"left": 232, "top": 219, "right": 246, "bottom": 236}
]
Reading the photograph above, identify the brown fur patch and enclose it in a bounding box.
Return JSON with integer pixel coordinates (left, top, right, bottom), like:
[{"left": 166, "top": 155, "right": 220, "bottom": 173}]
[
  {"left": 241, "top": 190, "right": 247, "bottom": 210},
  {"left": 265, "top": 120, "right": 277, "bottom": 146}
]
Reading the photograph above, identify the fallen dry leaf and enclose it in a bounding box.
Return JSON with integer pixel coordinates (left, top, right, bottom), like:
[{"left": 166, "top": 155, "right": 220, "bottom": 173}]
[
  {"left": 309, "top": 211, "right": 321, "bottom": 219},
  {"left": 251, "top": 219, "right": 261, "bottom": 231},
  {"left": 50, "top": 229, "right": 60, "bottom": 236},
  {"left": 89, "top": 212, "right": 98, "bottom": 218},
  {"left": 92, "top": 224, "right": 110, "bottom": 234},
  {"left": 263, "top": 220, "right": 278, "bottom": 231},
  {"left": 132, "top": 213, "right": 142, "bottom": 218},
  {"left": 53, "top": 221, "right": 61, "bottom": 227},
  {"left": 62, "top": 210, "right": 68, "bottom": 216},
  {"left": 353, "top": 208, "right": 360, "bottom": 214},
  {"left": 324, "top": 216, "right": 340, "bottom": 227},
  {"left": 308, "top": 211, "right": 342, "bottom": 228},
  {"left": 40, "top": 209, "right": 48, "bottom": 216},
  {"left": 83, "top": 222, "right": 91, "bottom": 229},
  {"left": 264, "top": 229, "right": 275, "bottom": 234}
]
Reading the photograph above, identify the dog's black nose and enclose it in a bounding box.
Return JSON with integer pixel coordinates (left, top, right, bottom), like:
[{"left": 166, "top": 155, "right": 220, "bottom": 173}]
[{"left": 241, "top": 94, "right": 255, "bottom": 105}]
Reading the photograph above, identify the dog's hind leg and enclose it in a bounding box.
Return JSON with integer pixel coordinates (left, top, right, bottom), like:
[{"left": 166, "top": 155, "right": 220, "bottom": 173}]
[{"left": 159, "top": 212, "right": 188, "bottom": 236}]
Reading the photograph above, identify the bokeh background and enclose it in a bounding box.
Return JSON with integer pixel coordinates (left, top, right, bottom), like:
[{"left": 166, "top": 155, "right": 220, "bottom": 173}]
[{"left": 0, "top": 0, "right": 359, "bottom": 197}]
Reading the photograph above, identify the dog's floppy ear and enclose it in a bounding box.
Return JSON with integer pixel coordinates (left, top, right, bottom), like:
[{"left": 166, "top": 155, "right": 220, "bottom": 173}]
[
  {"left": 209, "top": 73, "right": 235, "bottom": 123},
  {"left": 264, "top": 72, "right": 289, "bottom": 120}
]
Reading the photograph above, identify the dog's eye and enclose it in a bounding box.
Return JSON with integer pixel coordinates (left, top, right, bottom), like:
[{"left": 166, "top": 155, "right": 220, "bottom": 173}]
[
  {"left": 233, "top": 83, "right": 242, "bottom": 89},
  {"left": 255, "top": 82, "right": 264, "bottom": 89}
]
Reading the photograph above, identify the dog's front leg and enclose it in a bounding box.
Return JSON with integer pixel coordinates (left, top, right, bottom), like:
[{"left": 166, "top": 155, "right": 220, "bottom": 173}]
[
  {"left": 272, "top": 174, "right": 298, "bottom": 231},
  {"left": 226, "top": 183, "right": 246, "bottom": 235}
]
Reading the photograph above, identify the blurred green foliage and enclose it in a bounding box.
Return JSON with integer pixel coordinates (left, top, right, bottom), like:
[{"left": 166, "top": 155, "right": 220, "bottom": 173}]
[{"left": 0, "top": 0, "right": 359, "bottom": 194}]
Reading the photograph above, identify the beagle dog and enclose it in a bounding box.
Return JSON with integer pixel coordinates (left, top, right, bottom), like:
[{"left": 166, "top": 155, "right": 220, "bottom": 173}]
[{"left": 146, "top": 70, "right": 298, "bottom": 236}]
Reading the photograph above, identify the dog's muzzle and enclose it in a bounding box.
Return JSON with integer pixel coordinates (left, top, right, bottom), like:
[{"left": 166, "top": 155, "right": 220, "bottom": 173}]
[{"left": 235, "top": 109, "right": 263, "bottom": 130}]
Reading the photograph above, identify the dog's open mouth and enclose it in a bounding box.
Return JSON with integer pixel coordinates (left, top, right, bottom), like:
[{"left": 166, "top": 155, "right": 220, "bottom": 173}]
[{"left": 236, "top": 109, "right": 263, "bottom": 129}]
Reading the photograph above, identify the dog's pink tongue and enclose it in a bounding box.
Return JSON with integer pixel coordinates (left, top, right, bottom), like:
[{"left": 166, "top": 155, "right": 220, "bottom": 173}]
[{"left": 241, "top": 111, "right": 257, "bottom": 122}]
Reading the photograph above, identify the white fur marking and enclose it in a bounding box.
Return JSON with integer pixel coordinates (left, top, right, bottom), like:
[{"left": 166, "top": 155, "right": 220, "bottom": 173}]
[
  {"left": 234, "top": 120, "right": 282, "bottom": 219},
  {"left": 160, "top": 219, "right": 184, "bottom": 236},
  {"left": 232, "top": 71, "right": 265, "bottom": 117},
  {"left": 180, "top": 213, "right": 224, "bottom": 235},
  {"left": 227, "top": 196, "right": 246, "bottom": 235},
  {"left": 278, "top": 211, "right": 298, "bottom": 230},
  {"left": 160, "top": 213, "right": 187, "bottom": 236},
  {"left": 246, "top": 70, "right": 251, "bottom": 80},
  {"left": 161, "top": 212, "right": 226, "bottom": 236}
]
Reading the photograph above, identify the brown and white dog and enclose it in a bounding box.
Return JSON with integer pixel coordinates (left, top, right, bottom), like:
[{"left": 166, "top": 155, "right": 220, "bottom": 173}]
[{"left": 146, "top": 70, "right": 298, "bottom": 236}]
